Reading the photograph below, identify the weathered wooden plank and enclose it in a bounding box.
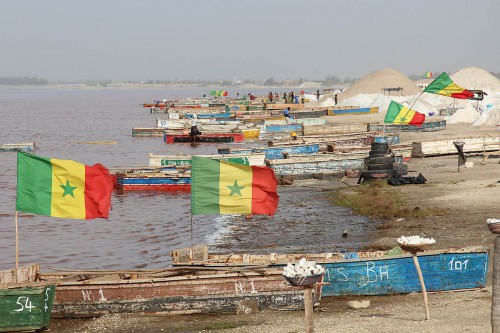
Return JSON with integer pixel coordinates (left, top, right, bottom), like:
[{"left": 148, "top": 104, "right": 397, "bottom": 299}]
[
  {"left": 412, "top": 137, "right": 500, "bottom": 157},
  {"left": 368, "top": 120, "right": 446, "bottom": 132}
]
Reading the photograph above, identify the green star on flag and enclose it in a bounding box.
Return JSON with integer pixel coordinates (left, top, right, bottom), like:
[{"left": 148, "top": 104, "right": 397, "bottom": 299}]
[
  {"left": 60, "top": 180, "right": 77, "bottom": 198},
  {"left": 227, "top": 180, "right": 245, "bottom": 197}
]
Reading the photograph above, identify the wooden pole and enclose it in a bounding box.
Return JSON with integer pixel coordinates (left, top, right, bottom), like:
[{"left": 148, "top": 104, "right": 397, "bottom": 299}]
[
  {"left": 190, "top": 213, "right": 194, "bottom": 248},
  {"left": 412, "top": 252, "right": 430, "bottom": 320},
  {"left": 15, "top": 211, "right": 19, "bottom": 270},
  {"left": 304, "top": 286, "right": 315, "bottom": 333},
  {"left": 491, "top": 236, "right": 500, "bottom": 332}
]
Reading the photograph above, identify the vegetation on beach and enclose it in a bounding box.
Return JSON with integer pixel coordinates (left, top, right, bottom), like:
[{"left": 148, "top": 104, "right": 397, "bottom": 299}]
[{"left": 331, "top": 180, "right": 446, "bottom": 220}]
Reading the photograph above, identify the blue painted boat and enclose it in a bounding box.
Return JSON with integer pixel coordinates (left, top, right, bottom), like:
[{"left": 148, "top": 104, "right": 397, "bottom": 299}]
[
  {"left": 171, "top": 246, "right": 489, "bottom": 297},
  {"left": 114, "top": 169, "right": 191, "bottom": 191},
  {"left": 218, "top": 143, "right": 320, "bottom": 160},
  {"left": 373, "top": 135, "right": 400, "bottom": 145},
  {"left": 265, "top": 123, "right": 303, "bottom": 133},
  {"left": 327, "top": 107, "right": 379, "bottom": 116},
  {"left": 185, "top": 113, "right": 236, "bottom": 120},
  {"left": 320, "top": 249, "right": 488, "bottom": 296}
]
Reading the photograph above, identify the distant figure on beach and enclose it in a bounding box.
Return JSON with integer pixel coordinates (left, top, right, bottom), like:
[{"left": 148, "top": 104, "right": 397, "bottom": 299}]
[
  {"left": 290, "top": 91, "right": 295, "bottom": 104},
  {"left": 237, "top": 92, "right": 240, "bottom": 99},
  {"left": 275, "top": 92, "right": 279, "bottom": 99},
  {"left": 203, "top": 93, "right": 207, "bottom": 98},
  {"left": 301, "top": 95, "right": 305, "bottom": 104},
  {"left": 316, "top": 90, "right": 320, "bottom": 101},
  {"left": 283, "top": 92, "right": 288, "bottom": 103},
  {"left": 268, "top": 91, "right": 273, "bottom": 102},
  {"left": 284, "top": 107, "right": 291, "bottom": 123},
  {"left": 249, "top": 93, "right": 255, "bottom": 100},
  {"left": 334, "top": 94, "right": 338, "bottom": 105},
  {"left": 190, "top": 115, "right": 201, "bottom": 142}
]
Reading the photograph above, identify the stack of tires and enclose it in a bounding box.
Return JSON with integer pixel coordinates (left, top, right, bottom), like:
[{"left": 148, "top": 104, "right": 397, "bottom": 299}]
[{"left": 358, "top": 142, "right": 399, "bottom": 184}]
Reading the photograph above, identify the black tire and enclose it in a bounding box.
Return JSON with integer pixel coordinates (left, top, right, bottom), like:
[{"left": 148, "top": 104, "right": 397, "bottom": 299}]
[
  {"left": 367, "top": 163, "right": 393, "bottom": 170},
  {"left": 357, "top": 169, "right": 399, "bottom": 184},
  {"left": 370, "top": 146, "right": 390, "bottom": 153},
  {"left": 371, "top": 142, "right": 389, "bottom": 150},
  {"left": 368, "top": 156, "right": 395, "bottom": 164},
  {"left": 369, "top": 151, "right": 389, "bottom": 158}
]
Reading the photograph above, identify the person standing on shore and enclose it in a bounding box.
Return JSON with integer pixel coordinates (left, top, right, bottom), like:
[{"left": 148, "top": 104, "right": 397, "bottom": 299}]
[
  {"left": 284, "top": 107, "right": 291, "bottom": 123},
  {"left": 316, "top": 89, "right": 320, "bottom": 101},
  {"left": 283, "top": 92, "right": 288, "bottom": 103},
  {"left": 334, "top": 94, "right": 338, "bottom": 105},
  {"left": 290, "top": 91, "right": 295, "bottom": 104}
]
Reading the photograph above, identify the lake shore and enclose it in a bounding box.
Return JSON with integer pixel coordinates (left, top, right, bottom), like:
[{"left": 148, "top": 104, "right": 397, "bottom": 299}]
[{"left": 48, "top": 120, "right": 500, "bottom": 332}]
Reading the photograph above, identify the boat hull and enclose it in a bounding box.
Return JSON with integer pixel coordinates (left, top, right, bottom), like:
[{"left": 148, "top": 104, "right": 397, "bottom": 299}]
[
  {"left": 46, "top": 272, "right": 320, "bottom": 318},
  {"left": 164, "top": 132, "right": 245, "bottom": 143},
  {"left": 368, "top": 120, "right": 446, "bottom": 132},
  {"left": 116, "top": 175, "right": 191, "bottom": 191},
  {"left": 171, "top": 246, "right": 489, "bottom": 297},
  {"left": 327, "top": 107, "right": 379, "bottom": 116},
  {"left": 0, "top": 284, "right": 56, "bottom": 332},
  {"left": 0, "top": 142, "right": 36, "bottom": 152}
]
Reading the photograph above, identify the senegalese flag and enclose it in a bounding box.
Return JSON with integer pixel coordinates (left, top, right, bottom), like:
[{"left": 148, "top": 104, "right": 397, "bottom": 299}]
[
  {"left": 384, "top": 100, "right": 426, "bottom": 127},
  {"left": 191, "top": 156, "right": 279, "bottom": 215},
  {"left": 16, "top": 152, "right": 113, "bottom": 220},
  {"left": 425, "top": 72, "right": 433, "bottom": 78},
  {"left": 423, "top": 72, "right": 473, "bottom": 99}
]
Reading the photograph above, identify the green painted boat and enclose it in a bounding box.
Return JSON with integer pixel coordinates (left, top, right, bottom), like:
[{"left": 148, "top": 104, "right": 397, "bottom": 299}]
[{"left": 0, "top": 284, "right": 56, "bottom": 332}]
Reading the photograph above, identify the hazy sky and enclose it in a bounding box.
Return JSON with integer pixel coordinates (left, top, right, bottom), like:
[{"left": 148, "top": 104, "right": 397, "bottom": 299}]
[{"left": 1, "top": 0, "right": 498, "bottom": 82}]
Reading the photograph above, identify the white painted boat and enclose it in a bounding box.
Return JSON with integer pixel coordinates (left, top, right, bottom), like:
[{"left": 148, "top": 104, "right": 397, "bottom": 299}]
[{"left": 148, "top": 152, "right": 267, "bottom": 167}]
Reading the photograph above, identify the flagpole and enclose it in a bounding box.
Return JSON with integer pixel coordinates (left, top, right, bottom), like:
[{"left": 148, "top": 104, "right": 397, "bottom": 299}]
[
  {"left": 15, "top": 211, "right": 19, "bottom": 271},
  {"left": 190, "top": 213, "right": 194, "bottom": 249}
]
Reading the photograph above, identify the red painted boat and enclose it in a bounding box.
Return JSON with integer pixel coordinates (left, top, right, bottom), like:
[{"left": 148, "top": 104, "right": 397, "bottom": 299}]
[{"left": 164, "top": 132, "right": 245, "bottom": 143}]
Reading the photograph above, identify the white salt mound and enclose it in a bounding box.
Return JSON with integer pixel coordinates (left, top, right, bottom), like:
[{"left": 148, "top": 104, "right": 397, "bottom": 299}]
[
  {"left": 446, "top": 103, "right": 480, "bottom": 124},
  {"left": 451, "top": 67, "right": 500, "bottom": 91},
  {"left": 341, "top": 69, "right": 421, "bottom": 100},
  {"left": 320, "top": 97, "right": 335, "bottom": 107},
  {"left": 473, "top": 108, "right": 500, "bottom": 126}
]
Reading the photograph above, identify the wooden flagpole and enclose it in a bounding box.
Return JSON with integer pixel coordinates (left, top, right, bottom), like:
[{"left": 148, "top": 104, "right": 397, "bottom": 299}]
[
  {"left": 190, "top": 213, "right": 194, "bottom": 249},
  {"left": 15, "top": 211, "right": 19, "bottom": 270}
]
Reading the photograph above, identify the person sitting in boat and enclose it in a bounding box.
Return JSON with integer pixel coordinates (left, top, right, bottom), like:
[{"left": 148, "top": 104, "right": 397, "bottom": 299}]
[{"left": 190, "top": 115, "right": 201, "bottom": 142}]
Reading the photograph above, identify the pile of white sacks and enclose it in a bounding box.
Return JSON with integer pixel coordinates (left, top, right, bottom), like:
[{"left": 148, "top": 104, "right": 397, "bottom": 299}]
[
  {"left": 282, "top": 258, "right": 325, "bottom": 278},
  {"left": 397, "top": 235, "right": 436, "bottom": 246}
]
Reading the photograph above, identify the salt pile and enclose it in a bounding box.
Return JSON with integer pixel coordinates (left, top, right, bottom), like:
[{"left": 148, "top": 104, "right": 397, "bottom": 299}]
[
  {"left": 397, "top": 235, "right": 436, "bottom": 246},
  {"left": 282, "top": 258, "right": 325, "bottom": 278},
  {"left": 320, "top": 97, "right": 335, "bottom": 107},
  {"left": 446, "top": 103, "right": 480, "bottom": 124},
  {"left": 452, "top": 67, "right": 500, "bottom": 91},
  {"left": 341, "top": 69, "right": 421, "bottom": 100}
]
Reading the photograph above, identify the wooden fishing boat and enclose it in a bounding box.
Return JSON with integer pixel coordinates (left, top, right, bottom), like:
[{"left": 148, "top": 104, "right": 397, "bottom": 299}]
[
  {"left": 37, "top": 267, "right": 321, "bottom": 318},
  {"left": 241, "top": 128, "right": 261, "bottom": 139},
  {"left": 218, "top": 143, "right": 320, "bottom": 160},
  {"left": 171, "top": 245, "right": 489, "bottom": 297},
  {"left": 132, "top": 127, "right": 166, "bottom": 137},
  {"left": 265, "top": 123, "right": 303, "bottom": 134},
  {"left": 148, "top": 152, "right": 266, "bottom": 167},
  {"left": 303, "top": 123, "right": 369, "bottom": 136},
  {"left": 265, "top": 103, "right": 305, "bottom": 111},
  {"left": 156, "top": 118, "right": 241, "bottom": 129},
  {"left": 143, "top": 103, "right": 167, "bottom": 108},
  {"left": 115, "top": 169, "right": 191, "bottom": 191},
  {"left": 150, "top": 107, "right": 168, "bottom": 114},
  {"left": 185, "top": 112, "right": 236, "bottom": 120},
  {"left": 265, "top": 117, "right": 327, "bottom": 126},
  {"left": 0, "top": 142, "right": 36, "bottom": 152},
  {"left": 0, "top": 284, "right": 56, "bottom": 332},
  {"left": 412, "top": 136, "right": 500, "bottom": 157},
  {"left": 0, "top": 265, "right": 56, "bottom": 332},
  {"left": 326, "top": 107, "right": 379, "bottom": 116},
  {"left": 367, "top": 120, "right": 447, "bottom": 132},
  {"left": 266, "top": 155, "right": 368, "bottom": 176},
  {"left": 164, "top": 131, "right": 245, "bottom": 143}
]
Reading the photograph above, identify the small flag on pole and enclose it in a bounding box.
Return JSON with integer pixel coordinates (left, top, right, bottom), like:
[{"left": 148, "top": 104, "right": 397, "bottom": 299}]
[{"left": 425, "top": 72, "right": 433, "bottom": 78}]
